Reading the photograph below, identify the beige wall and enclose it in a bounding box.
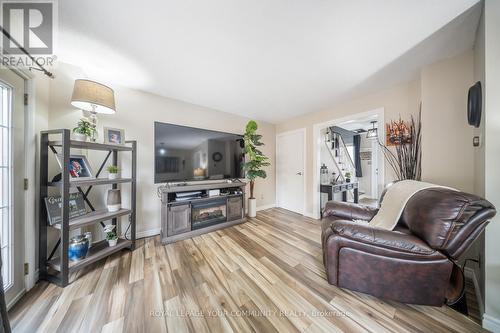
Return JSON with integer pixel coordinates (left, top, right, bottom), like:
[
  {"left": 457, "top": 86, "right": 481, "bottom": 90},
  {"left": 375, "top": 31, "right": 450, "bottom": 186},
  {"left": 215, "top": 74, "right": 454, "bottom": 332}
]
[
  {"left": 420, "top": 50, "right": 475, "bottom": 193},
  {"left": 276, "top": 80, "right": 421, "bottom": 215},
  {"left": 41, "top": 63, "right": 276, "bottom": 237},
  {"left": 484, "top": 0, "right": 500, "bottom": 329}
]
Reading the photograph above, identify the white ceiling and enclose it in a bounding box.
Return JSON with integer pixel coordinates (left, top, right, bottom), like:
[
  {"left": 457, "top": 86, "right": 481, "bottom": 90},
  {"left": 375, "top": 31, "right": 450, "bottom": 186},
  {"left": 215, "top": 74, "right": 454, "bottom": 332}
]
[{"left": 57, "top": 0, "right": 480, "bottom": 124}]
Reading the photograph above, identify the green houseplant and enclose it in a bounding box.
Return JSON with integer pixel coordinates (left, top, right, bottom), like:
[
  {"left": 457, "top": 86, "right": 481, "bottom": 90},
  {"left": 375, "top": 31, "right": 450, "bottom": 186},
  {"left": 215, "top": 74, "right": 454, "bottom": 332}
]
[
  {"left": 104, "top": 224, "right": 118, "bottom": 247},
  {"left": 107, "top": 165, "right": 120, "bottom": 180},
  {"left": 73, "top": 117, "right": 96, "bottom": 142},
  {"left": 243, "top": 120, "right": 270, "bottom": 217}
]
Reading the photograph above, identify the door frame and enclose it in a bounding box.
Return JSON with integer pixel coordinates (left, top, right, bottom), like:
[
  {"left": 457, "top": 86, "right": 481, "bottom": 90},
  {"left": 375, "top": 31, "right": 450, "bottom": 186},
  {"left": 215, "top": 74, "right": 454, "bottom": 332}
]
[
  {"left": 4, "top": 68, "right": 36, "bottom": 309},
  {"left": 312, "top": 108, "right": 385, "bottom": 219},
  {"left": 275, "top": 128, "right": 307, "bottom": 215}
]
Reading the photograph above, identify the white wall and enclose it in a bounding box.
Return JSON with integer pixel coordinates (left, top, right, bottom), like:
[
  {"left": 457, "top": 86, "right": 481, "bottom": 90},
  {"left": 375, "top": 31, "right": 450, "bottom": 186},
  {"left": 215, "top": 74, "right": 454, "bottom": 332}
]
[
  {"left": 420, "top": 50, "right": 475, "bottom": 193},
  {"left": 41, "top": 63, "right": 276, "bottom": 239},
  {"left": 484, "top": 0, "right": 500, "bottom": 330}
]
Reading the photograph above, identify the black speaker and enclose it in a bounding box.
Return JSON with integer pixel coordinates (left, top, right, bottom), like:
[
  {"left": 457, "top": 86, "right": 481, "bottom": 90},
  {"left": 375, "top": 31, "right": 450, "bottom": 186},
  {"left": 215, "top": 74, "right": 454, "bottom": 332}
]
[{"left": 467, "top": 81, "right": 482, "bottom": 128}]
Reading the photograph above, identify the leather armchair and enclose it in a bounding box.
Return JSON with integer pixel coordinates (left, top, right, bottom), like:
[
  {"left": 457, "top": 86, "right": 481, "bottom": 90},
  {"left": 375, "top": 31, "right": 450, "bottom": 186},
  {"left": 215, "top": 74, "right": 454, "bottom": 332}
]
[{"left": 321, "top": 188, "right": 496, "bottom": 306}]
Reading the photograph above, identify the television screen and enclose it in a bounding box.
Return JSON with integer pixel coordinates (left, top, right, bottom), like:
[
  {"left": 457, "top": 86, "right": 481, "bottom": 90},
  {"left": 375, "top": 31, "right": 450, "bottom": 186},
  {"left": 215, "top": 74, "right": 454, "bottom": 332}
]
[{"left": 154, "top": 122, "right": 245, "bottom": 183}]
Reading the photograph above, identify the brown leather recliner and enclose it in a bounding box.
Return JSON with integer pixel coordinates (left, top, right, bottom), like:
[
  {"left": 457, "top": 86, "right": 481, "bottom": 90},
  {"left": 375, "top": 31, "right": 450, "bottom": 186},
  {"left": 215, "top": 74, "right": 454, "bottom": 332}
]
[{"left": 321, "top": 188, "right": 496, "bottom": 306}]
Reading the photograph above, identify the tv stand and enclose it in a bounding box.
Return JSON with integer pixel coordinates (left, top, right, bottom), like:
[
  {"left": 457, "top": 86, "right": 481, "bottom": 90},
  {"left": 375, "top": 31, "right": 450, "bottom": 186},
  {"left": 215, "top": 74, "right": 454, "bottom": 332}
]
[{"left": 159, "top": 181, "right": 246, "bottom": 244}]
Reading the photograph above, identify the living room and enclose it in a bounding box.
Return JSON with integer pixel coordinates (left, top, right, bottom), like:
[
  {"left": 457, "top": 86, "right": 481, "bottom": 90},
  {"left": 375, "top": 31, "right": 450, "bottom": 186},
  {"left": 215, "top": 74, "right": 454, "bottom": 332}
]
[{"left": 1, "top": 0, "right": 500, "bottom": 332}]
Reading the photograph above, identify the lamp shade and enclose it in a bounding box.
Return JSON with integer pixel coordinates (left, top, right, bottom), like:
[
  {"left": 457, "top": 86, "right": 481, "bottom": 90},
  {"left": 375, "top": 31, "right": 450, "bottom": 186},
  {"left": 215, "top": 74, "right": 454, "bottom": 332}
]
[{"left": 71, "top": 79, "right": 116, "bottom": 114}]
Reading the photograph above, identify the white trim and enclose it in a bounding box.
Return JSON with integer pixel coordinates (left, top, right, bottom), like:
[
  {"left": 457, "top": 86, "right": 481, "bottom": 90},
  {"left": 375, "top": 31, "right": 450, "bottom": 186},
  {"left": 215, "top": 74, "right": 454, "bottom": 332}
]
[
  {"left": 275, "top": 128, "right": 307, "bottom": 215},
  {"left": 312, "top": 108, "right": 385, "bottom": 219},
  {"left": 303, "top": 211, "right": 317, "bottom": 219},
  {"left": 484, "top": 314, "right": 500, "bottom": 332},
  {"left": 6, "top": 288, "right": 25, "bottom": 311},
  {"left": 256, "top": 204, "right": 275, "bottom": 211},
  {"left": 136, "top": 228, "right": 161, "bottom": 239}
]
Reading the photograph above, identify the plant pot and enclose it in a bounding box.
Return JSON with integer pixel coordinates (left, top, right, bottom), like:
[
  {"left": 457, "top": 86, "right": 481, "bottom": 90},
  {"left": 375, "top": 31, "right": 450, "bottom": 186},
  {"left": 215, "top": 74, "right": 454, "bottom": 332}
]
[
  {"left": 73, "top": 133, "right": 88, "bottom": 142},
  {"left": 247, "top": 198, "right": 257, "bottom": 217},
  {"left": 108, "top": 173, "right": 119, "bottom": 180},
  {"left": 108, "top": 239, "right": 118, "bottom": 247},
  {"left": 107, "top": 189, "right": 121, "bottom": 212}
]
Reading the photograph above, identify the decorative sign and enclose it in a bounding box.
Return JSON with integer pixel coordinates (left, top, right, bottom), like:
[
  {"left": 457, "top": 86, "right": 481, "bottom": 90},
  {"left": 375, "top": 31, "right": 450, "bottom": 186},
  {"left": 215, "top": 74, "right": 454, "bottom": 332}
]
[
  {"left": 360, "top": 151, "right": 372, "bottom": 160},
  {"left": 386, "top": 120, "right": 412, "bottom": 146},
  {"left": 44, "top": 193, "right": 87, "bottom": 225}
]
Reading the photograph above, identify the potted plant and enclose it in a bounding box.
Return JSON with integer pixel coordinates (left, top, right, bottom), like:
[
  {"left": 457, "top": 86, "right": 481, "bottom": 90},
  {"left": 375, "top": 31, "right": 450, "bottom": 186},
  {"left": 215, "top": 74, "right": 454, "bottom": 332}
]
[
  {"left": 107, "top": 165, "right": 120, "bottom": 179},
  {"left": 243, "top": 120, "right": 270, "bottom": 217},
  {"left": 345, "top": 172, "right": 351, "bottom": 183},
  {"left": 104, "top": 225, "right": 118, "bottom": 247},
  {"left": 73, "top": 117, "right": 96, "bottom": 142}
]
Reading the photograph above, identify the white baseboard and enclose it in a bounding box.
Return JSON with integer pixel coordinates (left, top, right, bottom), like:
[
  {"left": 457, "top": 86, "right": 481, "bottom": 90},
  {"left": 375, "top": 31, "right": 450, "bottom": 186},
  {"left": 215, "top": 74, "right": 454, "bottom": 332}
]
[
  {"left": 484, "top": 314, "right": 500, "bottom": 332},
  {"left": 303, "top": 211, "right": 319, "bottom": 219},
  {"left": 256, "top": 204, "right": 276, "bottom": 211},
  {"left": 7, "top": 288, "right": 26, "bottom": 310},
  {"left": 136, "top": 228, "right": 161, "bottom": 239}
]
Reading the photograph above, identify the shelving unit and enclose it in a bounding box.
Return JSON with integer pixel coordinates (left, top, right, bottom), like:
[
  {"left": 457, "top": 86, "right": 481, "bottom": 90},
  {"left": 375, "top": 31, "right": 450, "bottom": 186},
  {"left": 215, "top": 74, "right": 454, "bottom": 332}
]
[{"left": 39, "top": 129, "right": 136, "bottom": 287}]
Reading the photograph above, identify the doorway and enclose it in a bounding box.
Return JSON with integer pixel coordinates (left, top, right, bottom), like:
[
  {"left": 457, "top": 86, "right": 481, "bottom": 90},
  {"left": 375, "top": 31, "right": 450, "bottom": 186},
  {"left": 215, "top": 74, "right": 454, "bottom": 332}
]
[
  {"left": 276, "top": 129, "right": 306, "bottom": 215},
  {"left": 0, "top": 69, "right": 26, "bottom": 307},
  {"left": 313, "top": 108, "right": 385, "bottom": 218}
]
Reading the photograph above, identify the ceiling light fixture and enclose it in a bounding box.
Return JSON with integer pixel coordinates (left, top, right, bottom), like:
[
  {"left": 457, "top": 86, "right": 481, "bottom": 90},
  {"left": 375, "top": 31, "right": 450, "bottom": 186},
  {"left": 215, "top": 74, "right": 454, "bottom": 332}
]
[{"left": 366, "top": 121, "right": 378, "bottom": 139}]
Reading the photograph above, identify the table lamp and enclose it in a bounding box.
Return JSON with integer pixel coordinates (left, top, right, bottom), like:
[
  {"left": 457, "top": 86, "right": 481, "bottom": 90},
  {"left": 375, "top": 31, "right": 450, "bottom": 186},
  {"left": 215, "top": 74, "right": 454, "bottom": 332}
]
[{"left": 71, "top": 79, "right": 116, "bottom": 142}]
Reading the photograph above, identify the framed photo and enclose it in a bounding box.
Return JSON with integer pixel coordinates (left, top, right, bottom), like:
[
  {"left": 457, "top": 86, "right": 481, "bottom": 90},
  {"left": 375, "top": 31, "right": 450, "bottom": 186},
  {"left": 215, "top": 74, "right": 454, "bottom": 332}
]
[
  {"left": 104, "top": 127, "right": 125, "bottom": 145},
  {"left": 44, "top": 193, "right": 87, "bottom": 225},
  {"left": 56, "top": 154, "right": 94, "bottom": 180}
]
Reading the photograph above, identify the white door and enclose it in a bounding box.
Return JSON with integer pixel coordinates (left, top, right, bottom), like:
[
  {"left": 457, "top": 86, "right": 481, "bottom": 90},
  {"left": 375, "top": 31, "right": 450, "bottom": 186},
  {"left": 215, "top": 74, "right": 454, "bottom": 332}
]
[
  {"left": 1, "top": 69, "right": 25, "bottom": 307},
  {"left": 277, "top": 130, "right": 305, "bottom": 214}
]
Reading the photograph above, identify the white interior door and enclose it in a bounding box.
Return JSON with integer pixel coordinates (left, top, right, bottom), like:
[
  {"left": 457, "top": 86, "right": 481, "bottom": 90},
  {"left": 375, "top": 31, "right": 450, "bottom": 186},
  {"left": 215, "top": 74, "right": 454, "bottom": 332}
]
[
  {"left": 277, "top": 130, "right": 305, "bottom": 214},
  {"left": 0, "top": 69, "right": 25, "bottom": 307}
]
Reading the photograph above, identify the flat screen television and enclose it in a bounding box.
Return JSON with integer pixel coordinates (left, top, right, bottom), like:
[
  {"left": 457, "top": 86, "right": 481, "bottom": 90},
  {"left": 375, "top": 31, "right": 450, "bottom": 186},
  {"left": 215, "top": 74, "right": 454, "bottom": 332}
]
[{"left": 154, "top": 122, "right": 245, "bottom": 183}]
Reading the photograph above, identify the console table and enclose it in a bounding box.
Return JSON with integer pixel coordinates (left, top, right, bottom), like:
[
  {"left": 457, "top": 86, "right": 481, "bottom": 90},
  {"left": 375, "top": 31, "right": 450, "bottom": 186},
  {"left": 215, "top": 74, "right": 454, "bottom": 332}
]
[
  {"left": 160, "top": 181, "right": 246, "bottom": 244},
  {"left": 320, "top": 181, "right": 359, "bottom": 217}
]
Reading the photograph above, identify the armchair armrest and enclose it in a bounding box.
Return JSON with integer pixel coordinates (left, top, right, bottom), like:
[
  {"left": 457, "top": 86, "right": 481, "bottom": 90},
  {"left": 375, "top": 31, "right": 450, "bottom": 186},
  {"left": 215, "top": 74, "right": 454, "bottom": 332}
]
[
  {"left": 330, "top": 220, "right": 435, "bottom": 255},
  {"left": 323, "top": 201, "right": 378, "bottom": 221}
]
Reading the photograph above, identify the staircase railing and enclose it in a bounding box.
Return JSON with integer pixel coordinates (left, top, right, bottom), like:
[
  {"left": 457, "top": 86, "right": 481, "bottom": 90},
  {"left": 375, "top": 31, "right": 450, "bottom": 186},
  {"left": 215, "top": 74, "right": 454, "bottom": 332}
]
[{"left": 324, "top": 128, "right": 357, "bottom": 183}]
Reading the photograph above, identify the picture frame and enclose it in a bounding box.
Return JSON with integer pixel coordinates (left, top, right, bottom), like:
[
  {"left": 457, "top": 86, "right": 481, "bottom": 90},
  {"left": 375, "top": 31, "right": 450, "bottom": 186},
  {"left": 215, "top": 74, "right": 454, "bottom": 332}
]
[
  {"left": 56, "top": 154, "right": 94, "bottom": 180},
  {"left": 104, "top": 127, "right": 125, "bottom": 145},
  {"left": 44, "top": 193, "right": 87, "bottom": 225}
]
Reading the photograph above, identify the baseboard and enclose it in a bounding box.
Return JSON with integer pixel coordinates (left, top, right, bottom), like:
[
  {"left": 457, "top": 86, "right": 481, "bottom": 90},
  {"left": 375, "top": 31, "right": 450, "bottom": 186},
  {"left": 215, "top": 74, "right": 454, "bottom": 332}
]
[
  {"left": 7, "top": 288, "right": 26, "bottom": 310},
  {"left": 483, "top": 314, "right": 500, "bottom": 332},
  {"left": 136, "top": 228, "right": 161, "bottom": 239},
  {"left": 303, "top": 211, "right": 318, "bottom": 219},
  {"left": 256, "top": 204, "right": 275, "bottom": 211}
]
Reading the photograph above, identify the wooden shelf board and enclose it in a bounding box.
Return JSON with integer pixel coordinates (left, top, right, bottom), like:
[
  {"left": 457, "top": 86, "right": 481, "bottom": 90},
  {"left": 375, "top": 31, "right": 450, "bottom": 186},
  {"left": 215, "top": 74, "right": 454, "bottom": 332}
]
[
  {"left": 48, "top": 178, "right": 133, "bottom": 188},
  {"left": 51, "top": 209, "right": 132, "bottom": 230},
  {"left": 47, "top": 238, "right": 132, "bottom": 272},
  {"left": 48, "top": 140, "right": 133, "bottom": 151}
]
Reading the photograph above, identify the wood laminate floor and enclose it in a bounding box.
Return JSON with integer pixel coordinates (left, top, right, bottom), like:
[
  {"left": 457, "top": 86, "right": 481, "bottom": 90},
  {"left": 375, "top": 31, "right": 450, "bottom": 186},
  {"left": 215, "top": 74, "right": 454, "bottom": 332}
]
[{"left": 9, "top": 208, "right": 485, "bottom": 333}]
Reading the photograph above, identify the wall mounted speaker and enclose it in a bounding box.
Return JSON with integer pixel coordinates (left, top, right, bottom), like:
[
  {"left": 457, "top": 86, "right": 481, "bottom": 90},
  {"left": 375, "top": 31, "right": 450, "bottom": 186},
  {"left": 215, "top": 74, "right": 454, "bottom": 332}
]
[{"left": 467, "top": 81, "right": 482, "bottom": 128}]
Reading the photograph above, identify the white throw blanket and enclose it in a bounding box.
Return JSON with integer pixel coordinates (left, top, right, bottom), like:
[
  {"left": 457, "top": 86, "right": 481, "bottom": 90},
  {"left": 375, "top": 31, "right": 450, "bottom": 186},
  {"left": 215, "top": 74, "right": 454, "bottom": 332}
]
[{"left": 368, "top": 180, "right": 454, "bottom": 230}]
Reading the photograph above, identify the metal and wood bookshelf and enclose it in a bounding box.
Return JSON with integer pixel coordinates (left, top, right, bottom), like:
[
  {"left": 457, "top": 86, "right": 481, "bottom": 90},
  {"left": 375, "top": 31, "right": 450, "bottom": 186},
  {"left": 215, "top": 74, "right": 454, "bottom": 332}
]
[{"left": 38, "top": 129, "right": 136, "bottom": 287}]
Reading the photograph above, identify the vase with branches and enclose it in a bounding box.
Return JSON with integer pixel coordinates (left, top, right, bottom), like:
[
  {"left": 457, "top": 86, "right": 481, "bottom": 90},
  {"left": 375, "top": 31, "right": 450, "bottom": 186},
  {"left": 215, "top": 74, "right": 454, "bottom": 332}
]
[
  {"left": 379, "top": 108, "right": 422, "bottom": 181},
  {"left": 243, "top": 120, "right": 270, "bottom": 217}
]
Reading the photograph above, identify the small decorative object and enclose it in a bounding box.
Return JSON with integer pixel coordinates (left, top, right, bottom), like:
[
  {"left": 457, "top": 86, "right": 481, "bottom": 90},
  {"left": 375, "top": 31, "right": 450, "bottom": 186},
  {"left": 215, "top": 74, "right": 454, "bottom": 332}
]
[
  {"left": 107, "top": 189, "right": 121, "bottom": 212},
  {"left": 68, "top": 235, "right": 89, "bottom": 261},
  {"left": 467, "top": 81, "right": 482, "bottom": 128},
  {"left": 104, "top": 225, "right": 118, "bottom": 247},
  {"left": 243, "top": 120, "right": 270, "bottom": 217},
  {"left": 56, "top": 154, "right": 94, "bottom": 180},
  {"left": 84, "top": 231, "right": 93, "bottom": 248},
  {"left": 72, "top": 117, "right": 96, "bottom": 142},
  {"left": 71, "top": 79, "right": 116, "bottom": 142},
  {"left": 386, "top": 119, "right": 412, "bottom": 146},
  {"left": 107, "top": 165, "right": 120, "bottom": 179},
  {"left": 380, "top": 108, "right": 422, "bottom": 181},
  {"left": 104, "top": 127, "right": 125, "bottom": 145},
  {"left": 320, "top": 164, "right": 329, "bottom": 185},
  {"left": 345, "top": 172, "right": 351, "bottom": 183},
  {"left": 212, "top": 152, "right": 223, "bottom": 162},
  {"left": 44, "top": 193, "right": 87, "bottom": 225}
]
